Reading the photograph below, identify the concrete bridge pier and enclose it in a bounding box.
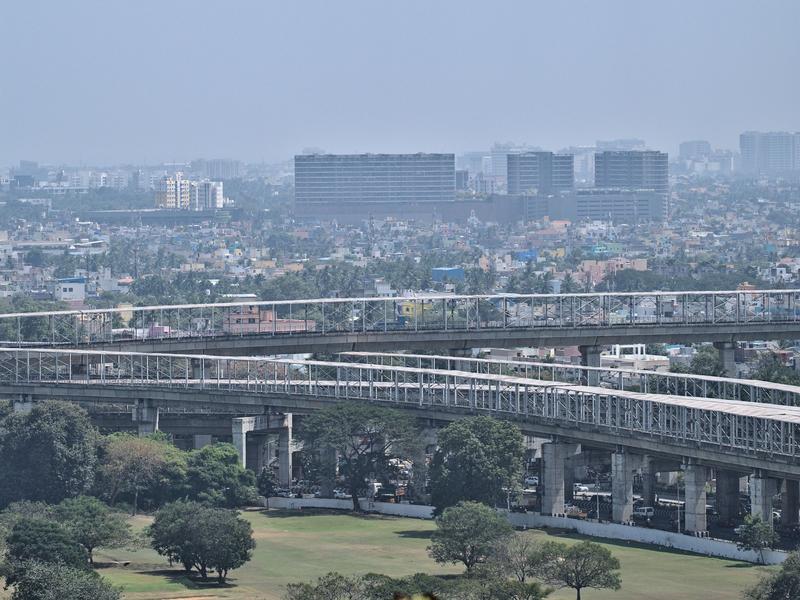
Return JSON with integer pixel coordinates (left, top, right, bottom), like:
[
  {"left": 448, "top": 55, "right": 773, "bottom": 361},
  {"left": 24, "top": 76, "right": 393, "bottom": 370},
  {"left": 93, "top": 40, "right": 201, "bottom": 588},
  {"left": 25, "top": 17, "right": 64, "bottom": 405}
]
[
  {"left": 193, "top": 434, "right": 213, "bottom": 449},
  {"left": 781, "top": 479, "right": 800, "bottom": 527},
  {"left": 683, "top": 461, "right": 709, "bottom": 533},
  {"left": 716, "top": 469, "right": 742, "bottom": 524},
  {"left": 713, "top": 341, "right": 737, "bottom": 378},
  {"left": 541, "top": 441, "right": 579, "bottom": 515},
  {"left": 641, "top": 456, "right": 657, "bottom": 507},
  {"left": 579, "top": 345, "right": 602, "bottom": 386},
  {"left": 232, "top": 414, "right": 294, "bottom": 486},
  {"left": 278, "top": 415, "right": 293, "bottom": 488},
  {"left": 611, "top": 449, "right": 640, "bottom": 523},
  {"left": 133, "top": 398, "right": 159, "bottom": 436},
  {"left": 12, "top": 394, "right": 33, "bottom": 414},
  {"left": 750, "top": 472, "right": 778, "bottom": 524}
]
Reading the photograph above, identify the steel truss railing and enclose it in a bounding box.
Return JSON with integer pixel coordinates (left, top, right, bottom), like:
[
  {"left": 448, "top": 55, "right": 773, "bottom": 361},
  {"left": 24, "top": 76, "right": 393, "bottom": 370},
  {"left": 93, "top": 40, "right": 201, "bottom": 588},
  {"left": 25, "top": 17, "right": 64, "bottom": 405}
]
[
  {"left": 2, "top": 347, "right": 800, "bottom": 459},
  {"left": 0, "top": 289, "right": 799, "bottom": 347},
  {"left": 341, "top": 352, "right": 800, "bottom": 406}
]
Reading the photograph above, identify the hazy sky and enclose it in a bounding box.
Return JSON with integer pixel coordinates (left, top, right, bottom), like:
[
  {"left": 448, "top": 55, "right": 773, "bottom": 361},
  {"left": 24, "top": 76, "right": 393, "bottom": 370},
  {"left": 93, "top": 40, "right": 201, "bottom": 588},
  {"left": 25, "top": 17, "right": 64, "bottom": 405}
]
[{"left": 2, "top": 0, "right": 798, "bottom": 167}]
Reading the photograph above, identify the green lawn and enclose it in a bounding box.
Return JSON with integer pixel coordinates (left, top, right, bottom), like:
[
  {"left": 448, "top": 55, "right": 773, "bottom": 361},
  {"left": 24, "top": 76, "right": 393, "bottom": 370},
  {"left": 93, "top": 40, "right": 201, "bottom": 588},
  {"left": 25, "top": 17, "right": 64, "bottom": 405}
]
[{"left": 89, "top": 509, "right": 770, "bottom": 600}]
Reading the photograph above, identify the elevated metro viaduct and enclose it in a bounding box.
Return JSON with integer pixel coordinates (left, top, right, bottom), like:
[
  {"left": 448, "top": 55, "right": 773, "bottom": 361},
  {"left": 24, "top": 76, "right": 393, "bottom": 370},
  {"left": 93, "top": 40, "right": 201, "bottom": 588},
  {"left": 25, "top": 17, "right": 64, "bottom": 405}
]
[
  {"left": 4, "top": 348, "right": 800, "bottom": 534},
  {"left": 3, "top": 290, "right": 800, "bottom": 375}
]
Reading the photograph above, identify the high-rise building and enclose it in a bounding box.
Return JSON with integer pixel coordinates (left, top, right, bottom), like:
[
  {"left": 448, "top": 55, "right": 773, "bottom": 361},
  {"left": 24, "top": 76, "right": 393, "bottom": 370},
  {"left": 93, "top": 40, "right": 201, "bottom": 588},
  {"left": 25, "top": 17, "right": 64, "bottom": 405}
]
[
  {"left": 739, "top": 131, "right": 800, "bottom": 175},
  {"left": 594, "top": 150, "right": 669, "bottom": 197},
  {"left": 193, "top": 180, "right": 224, "bottom": 210},
  {"left": 596, "top": 139, "right": 646, "bottom": 151},
  {"left": 294, "top": 153, "right": 455, "bottom": 204},
  {"left": 455, "top": 169, "right": 469, "bottom": 191},
  {"left": 679, "top": 140, "right": 712, "bottom": 161},
  {"left": 506, "top": 152, "right": 574, "bottom": 194},
  {"left": 155, "top": 172, "right": 192, "bottom": 209},
  {"left": 205, "top": 159, "right": 242, "bottom": 180}
]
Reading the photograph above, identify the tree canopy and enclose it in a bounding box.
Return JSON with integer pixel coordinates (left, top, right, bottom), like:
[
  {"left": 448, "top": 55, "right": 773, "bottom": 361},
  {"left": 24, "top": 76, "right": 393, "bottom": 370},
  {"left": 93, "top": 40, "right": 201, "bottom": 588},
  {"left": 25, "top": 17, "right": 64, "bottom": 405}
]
[
  {"left": 298, "top": 402, "right": 419, "bottom": 511},
  {"left": 545, "top": 541, "right": 621, "bottom": 600},
  {"left": 185, "top": 442, "right": 258, "bottom": 507},
  {"left": 0, "top": 401, "right": 98, "bottom": 508},
  {"left": 54, "top": 496, "right": 131, "bottom": 564},
  {"left": 428, "top": 416, "right": 524, "bottom": 513},
  {"left": 149, "top": 501, "right": 255, "bottom": 583},
  {"left": 427, "top": 501, "right": 513, "bottom": 574},
  {"left": 9, "top": 561, "right": 121, "bottom": 600}
]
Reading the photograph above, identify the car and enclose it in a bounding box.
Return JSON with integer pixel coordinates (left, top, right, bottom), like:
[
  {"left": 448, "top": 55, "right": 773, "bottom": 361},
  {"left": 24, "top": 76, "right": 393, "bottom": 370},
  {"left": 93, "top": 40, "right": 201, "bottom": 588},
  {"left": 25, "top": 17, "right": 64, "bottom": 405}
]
[
  {"left": 333, "top": 489, "right": 352, "bottom": 499},
  {"left": 573, "top": 484, "right": 590, "bottom": 493},
  {"left": 524, "top": 475, "right": 539, "bottom": 486},
  {"left": 633, "top": 506, "right": 655, "bottom": 518}
]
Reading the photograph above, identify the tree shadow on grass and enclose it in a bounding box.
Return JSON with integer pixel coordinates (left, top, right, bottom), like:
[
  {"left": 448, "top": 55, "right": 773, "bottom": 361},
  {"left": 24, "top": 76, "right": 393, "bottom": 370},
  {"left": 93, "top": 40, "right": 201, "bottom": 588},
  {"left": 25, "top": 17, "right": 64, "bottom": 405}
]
[
  {"left": 395, "top": 529, "right": 434, "bottom": 539},
  {"left": 258, "top": 508, "right": 402, "bottom": 521},
  {"left": 131, "top": 569, "right": 239, "bottom": 590}
]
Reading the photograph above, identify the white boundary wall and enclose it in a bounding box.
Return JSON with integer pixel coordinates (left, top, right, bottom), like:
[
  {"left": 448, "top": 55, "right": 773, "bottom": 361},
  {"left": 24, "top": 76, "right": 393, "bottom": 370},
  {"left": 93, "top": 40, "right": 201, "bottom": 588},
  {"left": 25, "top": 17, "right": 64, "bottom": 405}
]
[{"left": 267, "top": 497, "right": 787, "bottom": 565}]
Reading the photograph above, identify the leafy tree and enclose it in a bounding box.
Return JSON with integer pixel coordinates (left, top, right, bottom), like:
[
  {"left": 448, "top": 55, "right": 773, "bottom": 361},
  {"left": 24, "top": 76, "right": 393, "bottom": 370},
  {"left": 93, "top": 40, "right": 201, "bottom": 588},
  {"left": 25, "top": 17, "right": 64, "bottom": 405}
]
[
  {"left": 0, "top": 502, "right": 53, "bottom": 554},
  {"left": 0, "top": 401, "right": 98, "bottom": 508},
  {"left": 737, "top": 515, "right": 779, "bottom": 565},
  {"left": 545, "top": 541, "right": 621, "bottom": 600},
  {"left": 10, "top": 561, "right": 121, "bottom": 600},
  {"left": 186, "top": 442, "right": 258, "bottom": 507},
  {"left": 298, "top": 402, "right": 418, "bottom": 512},
  {"left": 54, "top": 496, "right": 131, "bottom": 564},
  {"left": 149, "top": 501, "right": 255, "bottom": 583},
  {"left": 429, "top": 416, "right": 524, "bottom": 513},
  {"left": 257, "top": 467, "right": 278, "bottom": 499},
  {"left": 428, "top": 501, "right": 513, "bottom": 574},
  {"left": 3, "top": 518, "right": 88, "bottom": 585},
  {"left": 98, "top": 433, "right": 187, "bottom": 515},
  {"left": 744, "top": 550, "right": 800, "bottom": 600},
  {"left": 483, "top": 533, "right": 563, "bottom": 584},
  {"left": 560, "top": 272, "right": 578, "bottom": 294},
  {"left": 670, "top": 345, "right": 725, "bottom": 377},
  {"left": 751, "top": 354, "right": 800, "bottom": 386}
]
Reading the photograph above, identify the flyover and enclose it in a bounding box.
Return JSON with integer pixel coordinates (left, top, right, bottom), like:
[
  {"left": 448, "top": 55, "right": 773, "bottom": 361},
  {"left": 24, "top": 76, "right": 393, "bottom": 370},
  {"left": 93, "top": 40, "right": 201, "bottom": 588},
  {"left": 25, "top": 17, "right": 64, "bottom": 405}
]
[
  {"left": 2, "top": 289, "right": 800, "bottom": 355},
  {"left": 4, "top": 346, "right": 800, "bottom": 531}
]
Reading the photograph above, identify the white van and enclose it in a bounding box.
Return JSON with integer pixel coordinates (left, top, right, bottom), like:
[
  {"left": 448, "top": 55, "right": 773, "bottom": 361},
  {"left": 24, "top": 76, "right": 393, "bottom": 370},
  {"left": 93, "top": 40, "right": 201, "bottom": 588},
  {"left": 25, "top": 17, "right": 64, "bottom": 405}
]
[{"left": 633, "top": 506, "right": 655, "bottom": 518}]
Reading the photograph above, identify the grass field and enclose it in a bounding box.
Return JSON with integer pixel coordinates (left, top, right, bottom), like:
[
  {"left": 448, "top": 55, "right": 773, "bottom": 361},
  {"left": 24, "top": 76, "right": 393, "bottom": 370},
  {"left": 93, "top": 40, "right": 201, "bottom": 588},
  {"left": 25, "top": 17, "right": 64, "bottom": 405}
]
[{"left": 88, "top": 509, "right": 769, "bottom": 600}]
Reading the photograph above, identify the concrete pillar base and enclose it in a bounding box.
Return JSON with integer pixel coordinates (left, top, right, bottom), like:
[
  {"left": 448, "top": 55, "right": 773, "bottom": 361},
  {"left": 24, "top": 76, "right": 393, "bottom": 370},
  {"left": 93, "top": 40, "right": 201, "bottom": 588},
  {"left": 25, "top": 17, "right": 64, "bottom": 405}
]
[
  {"left": 541, "top": 442, "right": 579, "bottom": 516},
  {"left": 716, "top": 469, "right": 741, "bottom": 525},
  {"left": 278, "top": 415, "right": 294, "bottom": 488},
  {"left": 782, "top": 479, "right": 799, "bottom": 527},
  {"left": 713, "top": 341, "right": 737, "bottom": 378},
  {"left": 579, "top": 345, "right": 601, "bottom": 386},
  {"left": 133, "top": 398, "right": 159, "bottom": 436},
  {"left": 612, "top": 450, "right": 640, "bottom": 523},
  {"left": 684, "top": 462, "right": 709, "bottom": 533},
  {"left": 751, "top": 474, "right": 778, "bottom": 524}
]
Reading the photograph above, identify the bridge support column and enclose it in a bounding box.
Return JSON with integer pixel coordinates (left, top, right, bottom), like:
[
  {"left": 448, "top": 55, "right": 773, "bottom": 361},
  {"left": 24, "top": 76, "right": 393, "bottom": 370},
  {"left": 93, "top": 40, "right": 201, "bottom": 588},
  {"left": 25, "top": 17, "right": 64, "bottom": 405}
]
[
  {"left": 782, "top": 479, "right": 800, "bottom": 527},
  {"left": 611, "top": 449, "right": 639, "bottom": 523},
  {"left": 193, "top": 434, "right": 213, "bottom": 449},
  {"left": 750, "top": 473, "right": 778, "bottom": 525},
  {"left": 716, "top": 470, "right": 741, "bottom": 525},
  {"left": 190, "top": 358, "right": 204, "bottom": 381},
  {"left": 278, "top": 414, "right": 293, "bottom": 488},
  {"left": 684, "top": 461, "right": 708, "bottom": 533},
  {"left": 541, "top": 441, "right": 579, "bottom": 516},
  {"left": 579, "top": 345, "right": 601, "bottom": 386},
  {"left": 133, "top": 399, "right": 159, "bottom": 436},
  {"left": 641, "top": 456, "right": 657, "bottom": 507},
  {"left": 13, "top": 394, "right": 33, "bottom": 414},
  {"left": 713, "top": 341, "right": 737, "bottom": 378},
  {"left": 232, "top": 417, "right": 255, "bottom": 468}
]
